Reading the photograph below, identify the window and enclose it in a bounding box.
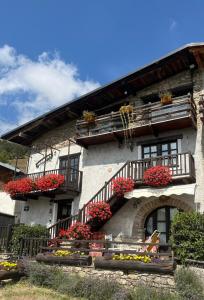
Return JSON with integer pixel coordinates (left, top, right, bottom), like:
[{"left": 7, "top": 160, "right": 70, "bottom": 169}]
[
  {"left": 59, "top": 154, "right": 80, "bottom": 184},
  {"left": 145, "top": 206, "right": 180, "bottom": 243},
  {"left": 142, "top": 141, "right": 178, "bottom": 159}
]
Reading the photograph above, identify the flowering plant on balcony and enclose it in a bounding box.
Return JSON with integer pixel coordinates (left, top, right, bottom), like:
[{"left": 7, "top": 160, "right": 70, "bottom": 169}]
[
  {"left": 59, "top": 222, "right": 92, "bottom": 240},
  {"left": 87, "top": 201, "right": 112, "bottom": 223},
  {"left": 35, "top": 174, "right": 65, "bottom": 191},
  {"left": 112, "top": 177, "right": 134, "bottom": 197},
  {"left": 4, "top": 178, "right": 33, "bottom": 196},
  {"left": 143, "top": 165, "right": 172, "bottom": 187}
]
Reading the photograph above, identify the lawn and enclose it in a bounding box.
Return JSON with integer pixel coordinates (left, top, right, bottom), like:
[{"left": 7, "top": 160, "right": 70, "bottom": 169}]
[{"left": 0, "top": 281, "right": 82, "bottom": 300}]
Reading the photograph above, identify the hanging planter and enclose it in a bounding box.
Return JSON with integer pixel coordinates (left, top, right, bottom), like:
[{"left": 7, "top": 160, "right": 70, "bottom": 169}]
[
  {"left": 119, "top": 104, "right": 134, "bottom": 146},
  {"left": 143, "top": 165, "right": 172, "bottom": 187},
  {"left": 111, "top": 177, "right": 134, "bottom": 197},
  {"left": 83, "top": 111, "right": 96, "bottom": 124},
  {"left": 159, "top": 91, "right": 172, "bottom": 105}
]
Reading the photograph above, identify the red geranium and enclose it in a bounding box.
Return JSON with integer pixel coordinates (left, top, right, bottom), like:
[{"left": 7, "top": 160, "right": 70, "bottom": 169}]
[
  {"left": 59, "top": 222, "right": 92, "bottom": 240},
  {"left": 87, "top": 201, "right": 112, "bottom": 222},
  {"left": 35, "top": 174, "right": 64, "bottom": 191},
  {"left": 143, "top": 165, "right": 172, "bottom": 187},
  {"left": 112, "top": 177, "right": 134, "bottom": 197},
  {"left": 4, "top": 178, "right": 33, "bottom": 195}
]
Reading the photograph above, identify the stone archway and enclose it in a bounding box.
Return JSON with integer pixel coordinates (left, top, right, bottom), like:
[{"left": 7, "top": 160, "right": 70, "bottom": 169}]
[{"left": 132, "top": 195, "right": 194, "bottom": 239}]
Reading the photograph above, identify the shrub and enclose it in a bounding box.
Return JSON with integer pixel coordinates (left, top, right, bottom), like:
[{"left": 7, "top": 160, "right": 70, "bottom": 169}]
[
  {"left": 130, "top": 285, "right": 179, "bottom": 300},
  {"left": 175, "top": 267, "right": 204, "bottom": 300},
  {"left": 171, "top": 212, "right": 204, "bottom": 261},
  {"left": 26, "top": 262, "right": 61, "bottom": 287},
  {"left": 87, "top": 201, "right": 112, "bottom": 222},
  {"left": 11, "top": 224, "right": 48, "bottom": 254},
  {"left": 143, "top": 165, "right": 172, "bottom": 187},
  {"left": 76, "top": 276, "right": 123, "bottom": 300},
  {"left": 112, "top": 177, "right": 134, "bottom": 197}
]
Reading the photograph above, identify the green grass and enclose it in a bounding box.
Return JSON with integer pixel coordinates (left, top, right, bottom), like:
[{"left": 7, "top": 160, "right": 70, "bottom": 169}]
[{"left": 0, "top": 281, "right": 82, "bottom": 300}]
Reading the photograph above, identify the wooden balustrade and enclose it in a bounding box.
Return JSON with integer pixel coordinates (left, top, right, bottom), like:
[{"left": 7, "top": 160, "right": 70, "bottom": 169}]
[
  {"left": 49, "top": 152, "right": 195, "bottom": 235},
  {"left": 14, "top": 167, "right": 83, "bottom": 194},
  {"left": 76, "top": 95, "right": 197, "bottom": 146}
]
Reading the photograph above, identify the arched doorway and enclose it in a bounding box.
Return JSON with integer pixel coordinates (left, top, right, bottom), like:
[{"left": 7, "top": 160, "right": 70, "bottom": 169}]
[{"left": 144, "top": 206, "right": 181, "bottom": 243}]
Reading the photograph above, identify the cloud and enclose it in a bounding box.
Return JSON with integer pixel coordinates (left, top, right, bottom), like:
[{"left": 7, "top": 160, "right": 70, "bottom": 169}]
[
  {"left": 0, "top": 45, "right": 100, "bottom": 134},
  {"left": 169, "top": 19, "right": 177, "bottom": 32}
]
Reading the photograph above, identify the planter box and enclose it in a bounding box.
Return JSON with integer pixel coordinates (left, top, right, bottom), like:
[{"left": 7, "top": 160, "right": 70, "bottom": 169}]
[
  {"left": 94, "top": 257, "right": 176, "bottom": 274},
  {"left": 36, "top": 253, "right": 92, "bottom": 266},
  {"left": 0, "top": 270, "right": 21, "bottom": 281}
]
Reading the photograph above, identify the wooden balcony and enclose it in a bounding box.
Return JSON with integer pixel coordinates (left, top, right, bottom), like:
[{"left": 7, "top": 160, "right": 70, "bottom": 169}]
[
  {"left": 131, "top": 152, "right": 195, "bottom": 185},
  {"left": 12, "top": 167, "right": 83, "bottom": 200},
  {"left": 76, "top": 95, "right": 197, "bottom": 147}
]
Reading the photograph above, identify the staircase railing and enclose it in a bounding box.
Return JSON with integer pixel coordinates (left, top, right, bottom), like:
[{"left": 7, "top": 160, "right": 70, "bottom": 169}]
[{"left": 48, "top": 152, "right": 195, "bottom": 237}]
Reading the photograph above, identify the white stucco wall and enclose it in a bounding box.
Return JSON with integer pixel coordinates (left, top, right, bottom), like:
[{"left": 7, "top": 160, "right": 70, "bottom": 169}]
[{"left": 0, "top": 192, "right": 23, "bottom": 223}]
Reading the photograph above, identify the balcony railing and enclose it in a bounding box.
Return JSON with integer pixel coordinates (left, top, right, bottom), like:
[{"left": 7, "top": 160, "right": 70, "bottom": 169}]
[
  {"left": 76, "top": 94, "right": 197, "bottom": 146},
  {"left": 14, "top": 167, "right": 83, "bottom": 196}
]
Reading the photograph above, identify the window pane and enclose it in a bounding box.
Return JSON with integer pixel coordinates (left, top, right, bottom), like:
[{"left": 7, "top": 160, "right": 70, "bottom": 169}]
[
  {"left": 144, "top": 147, "right": 150, "bottom": 154},
  {"left": 157, "top": 208, "right": 166, "bottom": 221},
  {"left": 160, "top": 233, "right": 166, "bottom": 243},
  {"left": 151, "top": 145, "right": 157, "bottom": 152},
  {"left": 170, "top": 149, "right": 177, "bottom": 155},
  {"left": 144, "top": 153, "right": 150, "bottom": 159},
  {"left": 170, "top": 142, "right": 177, "bottom": 150},
  {"left": 146, "top": 216, "right": 153, "bottom": 236},
  {"left": 162, "top": 144, "right": 168, "bottom": 151},
  {"left": 157, "top": 222, "right": 166, "bottom": 232}
]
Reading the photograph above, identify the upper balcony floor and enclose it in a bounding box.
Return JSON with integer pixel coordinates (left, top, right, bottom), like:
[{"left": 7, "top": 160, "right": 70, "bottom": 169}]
[{"left": 76, "top": 94, "right": 197, "bottom": 147}]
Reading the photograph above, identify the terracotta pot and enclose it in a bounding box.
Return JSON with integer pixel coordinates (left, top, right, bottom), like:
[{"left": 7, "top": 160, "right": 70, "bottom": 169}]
[{"left": 160, "top": 95, "right": 172, "bottom": 105}]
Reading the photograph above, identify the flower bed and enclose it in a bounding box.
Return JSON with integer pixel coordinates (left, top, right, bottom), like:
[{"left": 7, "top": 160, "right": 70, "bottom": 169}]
[
  {"left": 87, "top": 201, "right": 112, "bottom": 223},
  {"left": 111, "top": 177, "right": 134, "bottom": 197},
  {"left": 36, "top": 251, "right": 92, "bottom": 266},
  {"left": 4, "top": 174, "right": 65, "bottom": 196},
  {"left": 0, "top": 261, "right": 22, "bottom": 281},
  {"left": 143, "top": 166, "right": 172, "bottom": 187},
  {"left": 94, "top": 256, "right": 176, "bottom": 274}
]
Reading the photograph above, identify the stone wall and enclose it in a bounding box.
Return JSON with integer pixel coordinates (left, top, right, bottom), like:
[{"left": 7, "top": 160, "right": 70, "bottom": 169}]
[{"left": 62, "top": 265, "right": 176, "bottom": 291}]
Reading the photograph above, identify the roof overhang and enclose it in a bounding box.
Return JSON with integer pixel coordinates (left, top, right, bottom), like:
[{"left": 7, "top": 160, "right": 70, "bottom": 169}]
[
  {"left": 2, "top": 43, "right": 204, "bottom": 146},
  {"left": 125, "top": 184, "right": 196, "bottom": 200}
]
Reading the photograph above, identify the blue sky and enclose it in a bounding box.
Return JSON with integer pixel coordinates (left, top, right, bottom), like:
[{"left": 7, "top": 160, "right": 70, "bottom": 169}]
[{"left": 0, "top": 0, "right": 204, "bottom": 134}]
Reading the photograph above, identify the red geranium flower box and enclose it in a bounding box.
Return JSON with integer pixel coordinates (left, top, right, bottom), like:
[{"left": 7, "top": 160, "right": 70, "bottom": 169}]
[
  {"left": 35, "top": 174, "right": 65, "bottom": 191},
  {"left": 87, "top": 201, "right": 112, "bottom": 223},
  {"left": 4, "top": 178, "right": 33, "bottom": 195},
  {"left": 59, "top": 222, "right": 92, "bottom": 240},
  {"left": 111, "top": 177, "right": 134, "bottom": 197},
  {"left": 143, "top": 165, "right": 172, "bottom": 187}
]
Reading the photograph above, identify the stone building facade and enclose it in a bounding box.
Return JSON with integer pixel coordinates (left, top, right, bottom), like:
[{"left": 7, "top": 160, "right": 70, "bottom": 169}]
[{"left": 2, "top": 43, "right": 204, "bottom": 242}]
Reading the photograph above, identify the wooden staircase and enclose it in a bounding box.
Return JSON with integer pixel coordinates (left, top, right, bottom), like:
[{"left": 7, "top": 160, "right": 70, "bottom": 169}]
[
  {"left": 48, "top": 152, "right": 195, "bottom": 237},
  {"left": 48, "top": 161, "right": 132, "bottom": 237}
]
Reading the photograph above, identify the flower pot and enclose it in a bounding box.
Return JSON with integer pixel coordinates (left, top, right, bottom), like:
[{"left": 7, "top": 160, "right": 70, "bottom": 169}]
[{"left": 160, "top": 95, "right": 172, "bottom": 105}]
